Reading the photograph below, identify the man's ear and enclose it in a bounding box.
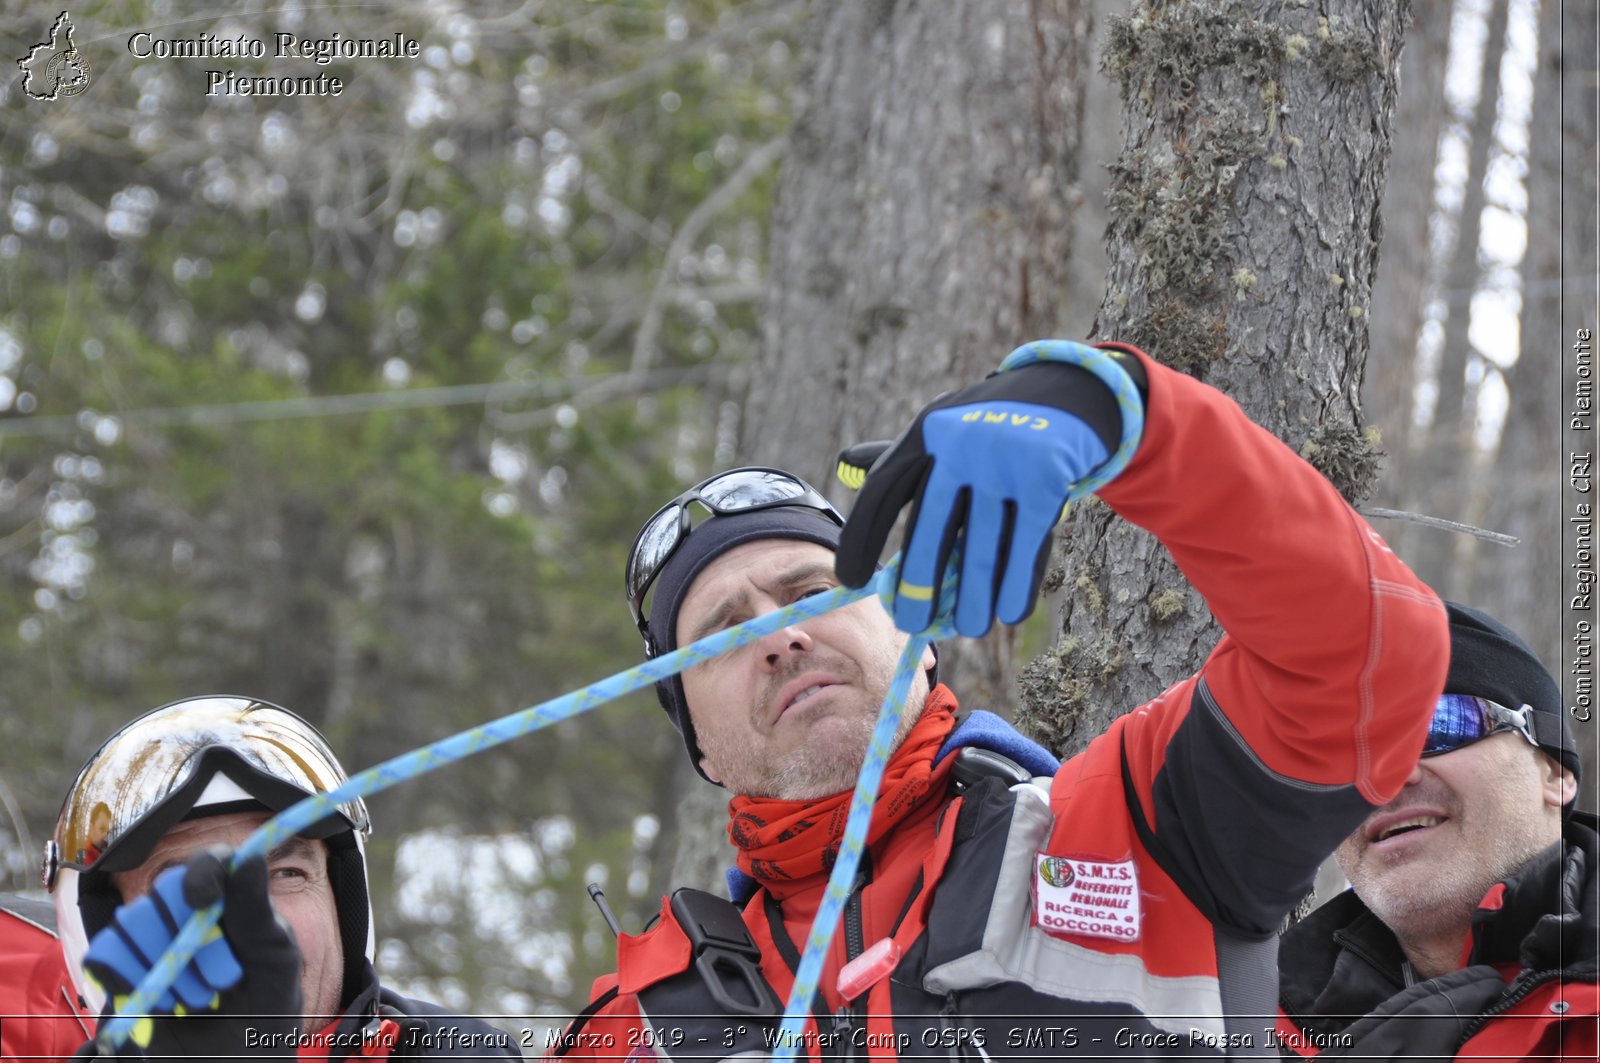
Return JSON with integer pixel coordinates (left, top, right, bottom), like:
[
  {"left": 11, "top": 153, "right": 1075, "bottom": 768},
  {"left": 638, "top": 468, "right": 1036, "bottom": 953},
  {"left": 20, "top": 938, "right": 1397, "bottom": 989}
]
[
  {"left": 1537, "top": 751, "right": 1577, "bottom": 811},
  {"left": 698, "top": 755, "right": 723, "bottom": 787},
  {"left": 920, "top": 642, "right": 937, "bottom": 674}
]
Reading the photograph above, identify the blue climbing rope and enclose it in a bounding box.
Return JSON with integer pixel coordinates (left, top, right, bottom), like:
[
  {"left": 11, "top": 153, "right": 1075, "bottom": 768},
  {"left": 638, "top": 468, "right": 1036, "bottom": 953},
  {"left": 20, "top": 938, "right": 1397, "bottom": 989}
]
[
  {"left": 767, "top": 555, "right": 955, "bottom": 1063},
  {"left": 995, "top": 340, "right": 1145, "bottom": 495},
  {"left": 98, "top": 341, "right": 1146, "bottom": 1058},
  {"left": 95, "top": 576, "right": 879, "bottom": 1053}
]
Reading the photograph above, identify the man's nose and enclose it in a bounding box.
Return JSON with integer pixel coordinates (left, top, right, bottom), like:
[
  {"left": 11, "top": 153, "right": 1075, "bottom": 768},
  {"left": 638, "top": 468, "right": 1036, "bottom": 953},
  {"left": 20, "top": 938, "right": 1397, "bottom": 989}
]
[
  {"left": 1385, "top": 757, "right": 1428, "bottom": 801},
  {"left": 760, "top": 624, "right": 813, "bottom": 668}
]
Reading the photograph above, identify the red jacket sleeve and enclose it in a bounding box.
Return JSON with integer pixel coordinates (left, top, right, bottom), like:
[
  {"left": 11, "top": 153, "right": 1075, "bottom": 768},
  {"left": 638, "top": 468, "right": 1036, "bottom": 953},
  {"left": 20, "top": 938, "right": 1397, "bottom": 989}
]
[{"left": 1096, "top": 346, "right": 1447, "bottom": 804}]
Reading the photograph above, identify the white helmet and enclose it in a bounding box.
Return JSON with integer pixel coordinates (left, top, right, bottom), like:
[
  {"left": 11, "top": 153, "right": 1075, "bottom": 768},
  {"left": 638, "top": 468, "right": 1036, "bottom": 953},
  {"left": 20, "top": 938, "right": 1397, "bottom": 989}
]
[{"left": 43, "top": 696, "right": 373, "bottom": 1015}]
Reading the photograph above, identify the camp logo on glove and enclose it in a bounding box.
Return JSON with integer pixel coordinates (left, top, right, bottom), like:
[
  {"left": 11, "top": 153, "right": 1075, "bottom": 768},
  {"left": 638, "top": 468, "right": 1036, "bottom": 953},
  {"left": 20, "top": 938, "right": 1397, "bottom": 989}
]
[
  {"left": 82, "top": 859, "right": 245, "bottom": 1017},
  {"left": 957, "top": 406, "right": 1053, "bottom": 430},
  {"left": 835, "top": 346, "right": 1140, "bottom": 638}
]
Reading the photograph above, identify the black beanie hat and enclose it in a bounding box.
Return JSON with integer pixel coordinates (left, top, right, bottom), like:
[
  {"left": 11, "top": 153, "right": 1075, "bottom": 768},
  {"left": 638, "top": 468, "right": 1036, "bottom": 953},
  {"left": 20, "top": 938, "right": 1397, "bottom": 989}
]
[
  {"left": 646, "top": 506, "right": 846, "bottom": 783},
  {"left": 1444, "top": 601, "right": 1579, "bottom": 808}
]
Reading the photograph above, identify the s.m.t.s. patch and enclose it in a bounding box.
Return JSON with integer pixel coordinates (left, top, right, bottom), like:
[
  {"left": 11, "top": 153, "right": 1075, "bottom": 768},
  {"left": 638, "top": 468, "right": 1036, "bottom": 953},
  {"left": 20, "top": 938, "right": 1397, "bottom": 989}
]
[{"left": 1033, "top": 853, "right": 1141, "bottom": 942}]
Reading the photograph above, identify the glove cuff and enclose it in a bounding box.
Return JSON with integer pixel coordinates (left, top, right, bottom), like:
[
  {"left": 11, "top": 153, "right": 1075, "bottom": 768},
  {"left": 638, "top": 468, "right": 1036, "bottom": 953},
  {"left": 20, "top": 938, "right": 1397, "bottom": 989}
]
[{"left": 994, "top": 340, "right": 1147, "bottom": 500}]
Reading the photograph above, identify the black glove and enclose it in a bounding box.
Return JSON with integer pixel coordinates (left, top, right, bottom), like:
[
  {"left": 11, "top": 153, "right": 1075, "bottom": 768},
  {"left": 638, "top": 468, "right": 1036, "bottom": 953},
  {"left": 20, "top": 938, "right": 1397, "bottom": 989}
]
[
  {"left": 83, "top": 850, "right": 303, "bottom": 1060},
  {"left": 836, "top": 350, "right": 1135, "bottom": 637}
]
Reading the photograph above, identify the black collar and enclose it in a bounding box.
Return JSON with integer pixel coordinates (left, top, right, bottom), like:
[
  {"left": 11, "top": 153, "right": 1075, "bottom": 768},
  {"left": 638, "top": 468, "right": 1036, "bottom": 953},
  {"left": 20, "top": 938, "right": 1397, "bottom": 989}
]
[{"left": 1279, "top": 812, "right": 1598, "bottom": 1035}]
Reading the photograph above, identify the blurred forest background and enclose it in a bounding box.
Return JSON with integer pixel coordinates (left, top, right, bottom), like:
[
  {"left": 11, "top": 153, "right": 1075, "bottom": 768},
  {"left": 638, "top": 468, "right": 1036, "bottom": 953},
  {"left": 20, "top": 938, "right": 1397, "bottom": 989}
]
[{"left": 1, "top": 0, "right": 1593, "bottom": 1037}]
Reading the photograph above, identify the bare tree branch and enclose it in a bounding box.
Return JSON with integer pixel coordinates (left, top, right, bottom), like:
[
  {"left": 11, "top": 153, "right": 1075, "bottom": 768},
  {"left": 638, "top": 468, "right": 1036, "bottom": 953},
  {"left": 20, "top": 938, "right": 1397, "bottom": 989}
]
[
  {"left": 559, "top": 0, "right": 802, "bottom": 111},
  {"left": 485, "top": 363, "right": 721, "bottom": 431},
  {"left": 1359, "top": 507, "right": 1520, "bottom": 547},
  {"left": 630, "top": 134, "right": 788, "bottom": 374}
]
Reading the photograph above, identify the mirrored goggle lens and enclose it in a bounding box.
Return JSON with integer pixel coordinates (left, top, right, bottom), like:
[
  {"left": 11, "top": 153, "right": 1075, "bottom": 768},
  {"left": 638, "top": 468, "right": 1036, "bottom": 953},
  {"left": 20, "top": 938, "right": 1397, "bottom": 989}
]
[
  {"left": 698, "top": 470, "right": 811, "bottom": 510},
  {"left": 627, "top": 470, "right": 834, "bottom": 623},
  {"left": 628, "top": 503, "right": 686, "bottom": 610},
  {"left": 1422, "top": 693, "right": 1516, "bottom": 756},
  {"left": 54, "top": 697, "right": 367, "bottom": 872}
]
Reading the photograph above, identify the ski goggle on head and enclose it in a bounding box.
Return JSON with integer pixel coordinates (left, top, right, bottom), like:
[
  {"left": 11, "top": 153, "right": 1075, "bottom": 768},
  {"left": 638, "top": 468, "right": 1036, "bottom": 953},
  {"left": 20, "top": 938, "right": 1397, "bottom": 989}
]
[
  {"left": 1422, "top": 693, "right": 1538, "bottom": 758},
  {"left": 43, "top": 696, "right": 370, "bottom": 889},
  {"left": 626, "top": 467, "right": 843, "bottom": 649}
]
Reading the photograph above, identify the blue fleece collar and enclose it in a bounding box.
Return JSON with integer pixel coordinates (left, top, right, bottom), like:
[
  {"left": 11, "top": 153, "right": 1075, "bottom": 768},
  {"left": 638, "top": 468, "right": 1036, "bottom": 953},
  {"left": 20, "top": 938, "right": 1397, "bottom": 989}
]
[{"left": 935, "top": 710, "right": 1060, "bottom": 777}]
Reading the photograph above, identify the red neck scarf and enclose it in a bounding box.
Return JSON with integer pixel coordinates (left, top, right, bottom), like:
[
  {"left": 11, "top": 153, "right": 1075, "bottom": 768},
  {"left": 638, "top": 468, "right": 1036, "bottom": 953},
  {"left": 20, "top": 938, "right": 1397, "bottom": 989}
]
[{"left": 727, "top": 686, "right": 958, "bottom": 893}]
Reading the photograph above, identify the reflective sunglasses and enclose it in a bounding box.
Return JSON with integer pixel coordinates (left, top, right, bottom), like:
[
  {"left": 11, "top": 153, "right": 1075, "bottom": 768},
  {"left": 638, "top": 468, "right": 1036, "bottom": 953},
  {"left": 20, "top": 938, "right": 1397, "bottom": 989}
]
[
  {"left": 1422, "top": 693, "right": 1537, "bottom": 758},
  {"left": 626, "top": 467, "right": 842, "bottom": 654}
]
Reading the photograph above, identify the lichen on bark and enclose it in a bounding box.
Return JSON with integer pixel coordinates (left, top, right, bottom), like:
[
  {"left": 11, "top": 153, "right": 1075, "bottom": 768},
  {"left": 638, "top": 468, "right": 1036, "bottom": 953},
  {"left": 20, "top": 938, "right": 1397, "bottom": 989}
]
[{"left": 1023, "top": 0, "right": 1410, "bottom": 759}]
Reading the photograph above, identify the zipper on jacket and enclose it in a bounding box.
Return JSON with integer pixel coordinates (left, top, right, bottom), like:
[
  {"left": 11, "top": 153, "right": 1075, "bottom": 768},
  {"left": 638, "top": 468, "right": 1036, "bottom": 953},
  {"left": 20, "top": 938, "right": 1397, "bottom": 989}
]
[
  {"left": 830, "top": 871, "right": 870, "bottom": 1061},
  {"left": 936, "top": 992, "right": 959, "bottom": 1060},
  {"left": 937, "top": 991, "right": 995, "bottom": 1061},
  {"left": 830, "top": 1007, "right": 857, "bottom": 1062},
  {"left": 938, "top": 992, "right": 984, "bottom": 1061},
  {"left": 1455, "top": 967, "right": 1564, "bottom": 1044}
]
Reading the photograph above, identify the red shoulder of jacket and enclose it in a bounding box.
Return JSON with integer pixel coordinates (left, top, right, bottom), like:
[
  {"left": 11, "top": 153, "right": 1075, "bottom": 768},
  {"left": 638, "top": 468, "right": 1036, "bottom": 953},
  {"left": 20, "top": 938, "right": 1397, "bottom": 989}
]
[
  {"left": 0, "top": 905, "right": 58, "bottom": 956},
  {"left": 0, "top": 908, "right": 94, "bottom": 1061},
  {"left": 549, "top": 904, "right": 696, "bottom": 1063},
  {"left": 613, "top": 896, "right": 694, "bottom": 996}
]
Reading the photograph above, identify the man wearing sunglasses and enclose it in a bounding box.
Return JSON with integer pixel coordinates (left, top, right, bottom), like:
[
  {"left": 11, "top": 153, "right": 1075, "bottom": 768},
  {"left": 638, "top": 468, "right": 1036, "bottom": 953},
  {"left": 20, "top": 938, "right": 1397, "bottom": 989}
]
[
  {"left": 1277, "top": 602, "right": 1595, "bottom": 1059},
  {"left": 558, "top": 338, "right": 1449, "bottom": 1060},
  {"left": 40, "top": 696, "right": 519, "bottom": 1060}
]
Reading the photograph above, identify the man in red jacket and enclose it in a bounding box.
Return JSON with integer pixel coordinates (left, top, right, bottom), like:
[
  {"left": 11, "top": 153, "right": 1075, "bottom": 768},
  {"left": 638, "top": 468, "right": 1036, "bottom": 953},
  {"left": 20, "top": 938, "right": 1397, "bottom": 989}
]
[
  {"left": 555, "top": 339, "right": 1450, "bottom": 1061},
  {"left": 1277, "top": 603, "right": 1596, "bottom": 1060},
  {"left": 44, "top": 696, "right": 520, "bottom": 1061}
]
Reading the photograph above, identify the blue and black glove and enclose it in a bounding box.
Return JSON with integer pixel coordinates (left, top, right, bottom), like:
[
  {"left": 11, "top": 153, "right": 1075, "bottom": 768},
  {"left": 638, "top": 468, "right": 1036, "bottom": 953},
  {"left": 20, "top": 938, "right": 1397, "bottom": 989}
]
[
  {"left": 836, "top": 341, "right": 1146, "bottom": 637},
  {"left": 81, "top": 850, "right": 302, "bottom": 1059}
]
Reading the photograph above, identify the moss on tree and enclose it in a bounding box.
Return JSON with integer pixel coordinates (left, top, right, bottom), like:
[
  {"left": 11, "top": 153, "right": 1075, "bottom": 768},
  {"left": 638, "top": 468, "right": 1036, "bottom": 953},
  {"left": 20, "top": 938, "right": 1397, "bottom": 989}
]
[
  {"left": 1148, "top": 587, "right": 1186, "bottom": 621},
  {"left": 1316, "top": 16, "right": 1382, "bottom": 82},
  {"left": 1299, "top": 421, "right": 1382, "bottom": 502}
]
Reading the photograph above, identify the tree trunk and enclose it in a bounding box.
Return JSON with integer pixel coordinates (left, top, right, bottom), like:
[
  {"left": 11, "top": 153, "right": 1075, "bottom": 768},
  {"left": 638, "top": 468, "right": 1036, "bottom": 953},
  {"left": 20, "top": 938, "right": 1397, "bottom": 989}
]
[
  {"left": 1363, "top": 0, "right": 1453, "bottom": 561},
  {"left": 750, "top": 1, "right": 1090, "bottom": 480},
  {"left": 669, "top": 0, "right": 1094, "bottom": 893},
  {"left": 1408, "top": 0, "right": 1511, "bottom": 599},
  {"left": 1428, "top": 0, "right": 1509, "bottom": 444},
  {"left": 1063, "top": 0, "right": 1122, "bottom": 337},
  {"left": 1021, "top": 0, "right": 1409, "bottom": 756},
  {"left": 1490, "top": 0, "right": 1600, "bottom": 811},
  {"left": 1473, "top": 0, "right": 1567, "bottom": 674},
  {"left": 750, "top": 0, "right": 1089, "bottom": 709}
]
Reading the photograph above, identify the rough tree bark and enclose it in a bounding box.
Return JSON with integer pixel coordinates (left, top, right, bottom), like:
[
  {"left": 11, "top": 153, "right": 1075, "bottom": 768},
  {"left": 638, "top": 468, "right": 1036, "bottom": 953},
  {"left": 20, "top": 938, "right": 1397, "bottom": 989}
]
[
  {"left": 671, "top": 0, "right": 1093, "bottom": 892},
  {"left": 1020, "top": 0, "right": 1409, "bottom": 756},
  {"left": 1476, "top": 0, "right": 1598, "bottom": 811}
]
